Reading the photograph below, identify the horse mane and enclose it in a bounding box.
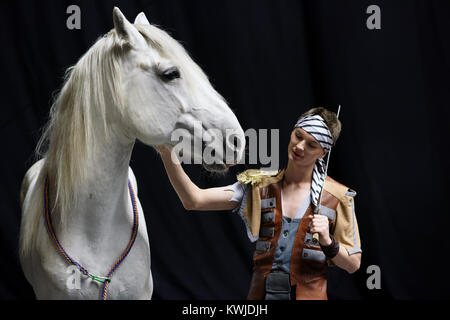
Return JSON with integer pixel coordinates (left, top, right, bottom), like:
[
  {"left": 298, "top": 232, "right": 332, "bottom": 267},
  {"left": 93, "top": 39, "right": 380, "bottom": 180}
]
[
  {"left": 41, "top": 30, "right": 128, "bottom": 218},
  {"left": 20, "top": 30, "right": 128, "bottom": 257}
]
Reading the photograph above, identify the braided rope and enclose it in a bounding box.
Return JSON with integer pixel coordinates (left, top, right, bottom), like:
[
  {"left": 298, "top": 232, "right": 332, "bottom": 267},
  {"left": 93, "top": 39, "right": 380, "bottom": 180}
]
[
  {"left": 44, "top": 177, "right": 139, "bottom": 300},
  {"left": 101, "top": 180, "right": 139, "bottom": 300}
]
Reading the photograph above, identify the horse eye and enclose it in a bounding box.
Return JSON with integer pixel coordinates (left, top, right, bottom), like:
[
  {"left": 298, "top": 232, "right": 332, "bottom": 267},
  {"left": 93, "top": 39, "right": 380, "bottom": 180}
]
[{"left": 161, "top": 67, "right": 180, "bottom": 82}]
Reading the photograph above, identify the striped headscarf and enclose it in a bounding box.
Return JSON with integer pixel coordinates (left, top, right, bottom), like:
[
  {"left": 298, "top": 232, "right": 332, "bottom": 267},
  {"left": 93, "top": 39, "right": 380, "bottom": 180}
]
[{"left": 294, "top": 115, "right": 334, "bottom": 208}]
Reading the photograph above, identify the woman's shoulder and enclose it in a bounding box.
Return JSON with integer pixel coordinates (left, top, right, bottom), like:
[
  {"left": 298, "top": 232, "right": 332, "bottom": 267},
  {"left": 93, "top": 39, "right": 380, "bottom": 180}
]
[
  {"left": 324, "top": 176, "right": 357, "bottom": 200},
  {"left": 236, "top": 168, "right": 284, "bottom": 187}
]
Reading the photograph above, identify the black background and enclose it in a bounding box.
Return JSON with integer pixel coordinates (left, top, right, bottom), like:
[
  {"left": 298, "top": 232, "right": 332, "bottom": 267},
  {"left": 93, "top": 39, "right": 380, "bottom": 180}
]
[{"left": 1, "top": 0, "right": 449, "bottom": 300}]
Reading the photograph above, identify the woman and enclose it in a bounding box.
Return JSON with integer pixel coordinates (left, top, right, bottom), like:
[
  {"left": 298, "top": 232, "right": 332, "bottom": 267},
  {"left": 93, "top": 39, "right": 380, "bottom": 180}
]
[{"left": 157, "top": 107, "right": 361, "bottom": 300}]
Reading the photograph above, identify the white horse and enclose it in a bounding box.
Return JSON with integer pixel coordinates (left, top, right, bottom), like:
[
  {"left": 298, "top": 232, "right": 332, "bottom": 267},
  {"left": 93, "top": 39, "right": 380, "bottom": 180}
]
[{"left": 19, "top": 7, "right": 245, "bottom": 300}]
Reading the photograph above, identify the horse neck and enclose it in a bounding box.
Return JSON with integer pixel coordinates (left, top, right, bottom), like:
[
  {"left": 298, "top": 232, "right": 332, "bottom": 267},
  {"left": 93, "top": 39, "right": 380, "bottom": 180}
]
[{"left": 56, "top": 127, "right": 135, "bottom": 240}]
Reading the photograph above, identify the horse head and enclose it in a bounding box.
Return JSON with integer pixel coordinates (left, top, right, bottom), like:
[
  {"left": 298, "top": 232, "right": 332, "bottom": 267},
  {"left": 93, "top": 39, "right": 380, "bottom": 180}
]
[{"left": 111, "top": 8, "right": 245, "bottom": 172}]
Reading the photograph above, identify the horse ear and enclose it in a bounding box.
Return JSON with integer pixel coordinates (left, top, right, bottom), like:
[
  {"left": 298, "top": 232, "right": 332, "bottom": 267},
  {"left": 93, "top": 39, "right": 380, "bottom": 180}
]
[
  {"left": 134, "top": 12, "right": 150, "bottom": 26},
  {"left": 113, "top": 7, "right": 147, "bottom": 49}
]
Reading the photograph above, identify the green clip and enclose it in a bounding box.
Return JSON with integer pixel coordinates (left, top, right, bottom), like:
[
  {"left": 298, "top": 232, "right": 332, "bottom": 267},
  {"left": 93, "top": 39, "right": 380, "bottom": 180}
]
[{"left": 89, "top": 274, "right": 111, "bottom": 284}]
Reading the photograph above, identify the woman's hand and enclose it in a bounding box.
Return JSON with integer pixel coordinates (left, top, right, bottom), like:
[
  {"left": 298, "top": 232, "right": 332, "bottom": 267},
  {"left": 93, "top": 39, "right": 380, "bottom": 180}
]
[
  {"left": 308, "top": 214, "right": 332, "bottom": 246},
  {"left": 309, "top": 214, "right": 361, "bottom": 274}
]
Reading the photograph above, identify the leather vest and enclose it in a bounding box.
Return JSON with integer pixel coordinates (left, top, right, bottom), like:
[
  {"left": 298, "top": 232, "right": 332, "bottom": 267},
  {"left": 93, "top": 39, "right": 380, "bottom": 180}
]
[{"left": 247, "top": 178, "right": 340, "bottom": 300}]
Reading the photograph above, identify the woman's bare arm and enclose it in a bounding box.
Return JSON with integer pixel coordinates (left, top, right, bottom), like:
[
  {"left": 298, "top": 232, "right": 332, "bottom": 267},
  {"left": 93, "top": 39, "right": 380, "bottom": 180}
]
[
  {"left": 330, "top": 249, "right": 361, "bottom": 274},
  {"left": 310, "top": 214, "right": 361, "bottom": 274},
  {"left": 157, "top": 146, "right": 239, "bottom": 211}
]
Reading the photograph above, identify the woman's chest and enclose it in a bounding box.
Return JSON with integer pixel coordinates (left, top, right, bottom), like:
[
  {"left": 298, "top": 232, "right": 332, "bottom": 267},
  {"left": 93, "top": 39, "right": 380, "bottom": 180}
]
[{"left": 281, "top": 188, "right": 310, "bottom": 219}]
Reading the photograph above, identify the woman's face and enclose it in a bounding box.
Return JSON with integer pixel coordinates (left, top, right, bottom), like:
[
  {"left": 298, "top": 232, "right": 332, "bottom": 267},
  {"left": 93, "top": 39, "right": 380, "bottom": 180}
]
[{"left": 288, "top": 127, "right": 326, "bottom": 167}]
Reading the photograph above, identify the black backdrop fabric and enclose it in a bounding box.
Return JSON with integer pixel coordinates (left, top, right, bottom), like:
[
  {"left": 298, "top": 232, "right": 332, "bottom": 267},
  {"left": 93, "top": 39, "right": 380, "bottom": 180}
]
[{"left": 1, "top": 0, "right": 449, "bottom": 300}]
